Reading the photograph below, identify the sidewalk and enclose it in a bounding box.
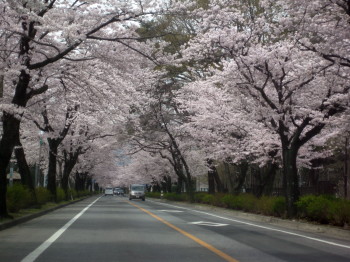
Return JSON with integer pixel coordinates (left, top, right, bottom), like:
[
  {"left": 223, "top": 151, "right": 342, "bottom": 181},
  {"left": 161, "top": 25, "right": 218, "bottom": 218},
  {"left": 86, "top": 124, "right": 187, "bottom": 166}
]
[{"left": 0, "top": 196, "right": 93, "bottom": 231}]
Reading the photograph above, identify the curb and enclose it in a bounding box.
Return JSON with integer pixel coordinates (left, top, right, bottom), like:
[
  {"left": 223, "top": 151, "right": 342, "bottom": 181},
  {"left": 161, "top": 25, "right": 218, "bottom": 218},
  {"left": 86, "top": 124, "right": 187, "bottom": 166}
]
[
  {"left": 151, "top": 198, "right": 350, "bottom": 241},
  {"left": 0, "top": 196, "right": 93, "bottom": 231}
]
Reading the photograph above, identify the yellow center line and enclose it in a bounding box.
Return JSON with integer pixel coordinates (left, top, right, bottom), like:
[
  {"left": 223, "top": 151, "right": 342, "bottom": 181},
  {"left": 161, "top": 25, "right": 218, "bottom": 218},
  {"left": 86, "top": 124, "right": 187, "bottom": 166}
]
[{"left": 127, "top": 201, "right": 239, "bottom": 262}]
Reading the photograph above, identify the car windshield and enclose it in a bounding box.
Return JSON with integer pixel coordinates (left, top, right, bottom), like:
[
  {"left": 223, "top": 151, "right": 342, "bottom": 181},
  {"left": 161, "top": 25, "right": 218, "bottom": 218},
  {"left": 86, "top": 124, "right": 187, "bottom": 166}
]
[{"left": 131, "top": 186, "right": 144, "bottom": 191}]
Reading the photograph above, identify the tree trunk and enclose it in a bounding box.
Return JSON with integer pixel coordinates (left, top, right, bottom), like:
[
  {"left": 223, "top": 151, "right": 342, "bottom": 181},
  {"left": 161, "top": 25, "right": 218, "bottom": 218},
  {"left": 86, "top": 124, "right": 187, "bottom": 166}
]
[
  {"left": 282, "top": 147, "right": 300, "bottom": 217},
  {"left": 47, "top": 140, "right": 59, "bottom": 202},
  {"left": 165, "top": 175, "right": 172, "bottom": 193},
  {"left": 223, "top": 162, "right": 235, "bottom": 193},
  {"left": 14, "top": 138, "right": 33, "bottom": 189},
  {"left": 207, "top": 159, "right": 224, "bottom": 193},
  {"left": 184, "top": 175, "right": 195, "bottom": 201},
  {"left": 213, "top": 167, "right": 224, "bottom": 193},
  {"left": 161, "top": 175, "right": 172, "bottom": 193},
  {"left": 86, "top": 177, "right": 92, "bottom": 192},
  {"left": 0, "top": 70, "right": 30, "bottom": 218},
  {"left": 0, "top": 113, "right": 18, "bottom": 218},
  {"left": 75, "top": 172, "right": 88, "bottom": 192},
  {"left": 14, "top": 136, "right": 37, "bottom": 204},
  {"left": 262, "top": 163, "right": 278, "bottom": 196},
  {"left": 62, "top": 151, "right": 79, "bottom": 200},
  {"left": 254, "top": 163, "right": 278, "bottom": 197},
  {"left": 0, "top": 118, "right": 19, "bottom": 217},
  {"left": 208, "top": 169, "right": 215, "bottom": 194},
  {"left": 233, "top": 162, "right": 248, "bottom": 194},
  {"left": 61, "top": 174, "right": 70, "bottom": 200},
  {"left": 176, "top": 176, "right": 183, "bottom": 194}
]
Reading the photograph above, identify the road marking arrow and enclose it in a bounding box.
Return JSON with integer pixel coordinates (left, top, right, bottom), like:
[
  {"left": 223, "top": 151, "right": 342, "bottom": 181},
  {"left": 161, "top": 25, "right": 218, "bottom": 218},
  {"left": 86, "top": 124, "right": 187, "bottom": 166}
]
[
  {"left": 189, "top": 221, "right": 229, "bottom": 227},
  {"left": 159, "top": 209, "right": 184, "bottom": 213}
]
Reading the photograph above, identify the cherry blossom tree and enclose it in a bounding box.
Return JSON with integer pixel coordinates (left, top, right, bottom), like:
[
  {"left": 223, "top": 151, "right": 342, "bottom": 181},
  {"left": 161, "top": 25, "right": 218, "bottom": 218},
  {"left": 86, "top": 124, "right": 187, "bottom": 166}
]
[
  {"left": 177, "top": 0, "right": 349, "bottom": 216},
  {"left": 0, "top": 0, "right": 167, "bottom": 218}
]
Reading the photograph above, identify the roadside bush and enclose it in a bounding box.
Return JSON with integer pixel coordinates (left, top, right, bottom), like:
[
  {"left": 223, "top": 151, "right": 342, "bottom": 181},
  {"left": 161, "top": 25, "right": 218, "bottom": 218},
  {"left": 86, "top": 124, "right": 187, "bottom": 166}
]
[
  {"left": 68, "top": 189, "right": 78, "bottom": 200},
  {"left": 193, "top": 192, "right": 208, "bottom": 203},
  {"left": 201, "top": 194, "right": 216, "bottom": 205},
  {"left": 256, "top": 196, "right": 286, "bottom": 217},
  {"left": 164, "top": 192, "right": 188, "bottom": 202},
  {"left": 296, "top": 195, "right": 334, "bottom": 224},
  {"left": 35, "top": 187, "right": 52, "bottom": 205},
  {"left": 220, "top": 194, "right": 236, "bottom": 209},
  {"left": 296, "top": 195, "right": 315, "bottom": 217},
  {"left": 7, "top": 184, "right": 35, "bottom": 212},
  {"left": 256, "top": 196, "right": 275, "bottom": 215},
  {"left": 272, "top": 197, "right": 286, "bottom": 217},
  {"left": 330, "top": 199, "right": 350, "bottom": 227},
  {"left": 146, "top": 192, "right": 161, "bottom": 198},
  {"left": 232, "top": 194, "right": 257, "bottom": 211},
  {"left": 213, "top": 193, "right": 257, "bottom": 211},
  {"left": 56, "top": 188, "right": 66, "bottom": 202},
  {"left": 77, "top": 190, "right": 91, "bottom": 197}
]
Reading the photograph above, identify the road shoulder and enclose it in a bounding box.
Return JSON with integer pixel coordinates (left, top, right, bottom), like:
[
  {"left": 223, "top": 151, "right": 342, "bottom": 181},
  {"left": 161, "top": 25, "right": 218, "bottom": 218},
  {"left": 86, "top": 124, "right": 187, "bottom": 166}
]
[{"left": 150, "top": 198, "right": 350, "bottom": 241}]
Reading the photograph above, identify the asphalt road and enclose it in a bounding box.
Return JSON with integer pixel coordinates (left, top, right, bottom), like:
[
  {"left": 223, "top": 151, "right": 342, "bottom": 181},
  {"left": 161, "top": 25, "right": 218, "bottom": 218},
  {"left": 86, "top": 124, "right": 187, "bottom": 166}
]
[{"left": 0, "top": 195, "right": 349, "bottom": 262}]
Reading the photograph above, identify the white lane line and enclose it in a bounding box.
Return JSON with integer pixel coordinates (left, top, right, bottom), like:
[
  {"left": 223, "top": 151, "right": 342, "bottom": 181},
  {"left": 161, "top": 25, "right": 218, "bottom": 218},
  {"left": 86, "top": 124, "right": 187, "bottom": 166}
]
[
  {"left": 21, "top": 197, "right": 102, "bottom": 262},
  {"left": 148, "top": 200, "right": 350, "bottom": 249}
]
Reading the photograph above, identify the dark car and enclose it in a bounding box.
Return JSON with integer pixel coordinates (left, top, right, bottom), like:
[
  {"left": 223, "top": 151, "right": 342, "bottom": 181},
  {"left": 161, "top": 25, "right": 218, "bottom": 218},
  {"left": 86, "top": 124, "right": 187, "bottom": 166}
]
[{"left": 114, "top": 188, "right": 125, "bottom": 196}]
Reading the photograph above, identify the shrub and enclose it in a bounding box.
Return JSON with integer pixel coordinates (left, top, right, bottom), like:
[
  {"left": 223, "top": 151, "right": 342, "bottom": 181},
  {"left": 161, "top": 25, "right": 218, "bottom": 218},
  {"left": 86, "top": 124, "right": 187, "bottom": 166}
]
[
  {"left": 330, "top": 199, "right": 350, "bottom": 227},
  {"left": 245, "top": 194, "right": 258, "bottom": 211},
  {"left": 7, "top": 184, "right": 35, "bottom": 212},
  {"left": 296, "top": 195, "right": 333, "bottom": 224},
  {"left": 256, "top": 196, "right": 275, "bottom": 215},
  {"left": 201, "top": 194, "right": 216, "bottom": 205},
  {"left": 68, "top": 189, "right": 78, "bottom": 200},
  {"left": 296, "top": 195, "right": 316, "bottom": 217},
  {"left": 220, "top": 194, "right": 236, "bottom": 208},
  {"left": 164, "top": 192, "right": 188, "bottom": 202},
  {"left": 234, "top": 194, "right": 257, "bottom": 211},
  {"left": 56, "top": 188, "right": 66, "bottom": 202},
  {"left": 77, "top": 190, "right": 91, "bottom": 197},
  {"left": 146, "top": 192, "right": 161, "bottom": 198},
  {"left": 194, "top": 192, "right": 208, "bottom": 203},
  {"left": 256, "top": 196, "right": 286, "bottom": 216},
  {"left": 272, "top": 197, "right": 286, "bottom": 217},
  {"left": 35, "top": 187, "right": 52, "bottom": 205}
]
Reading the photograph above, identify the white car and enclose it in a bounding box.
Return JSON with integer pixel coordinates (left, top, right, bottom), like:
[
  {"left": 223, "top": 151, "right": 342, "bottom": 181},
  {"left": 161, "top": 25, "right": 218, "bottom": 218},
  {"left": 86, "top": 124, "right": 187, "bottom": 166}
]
[{"left": 104, "top": 187, "right": 114, "bottom": 196}]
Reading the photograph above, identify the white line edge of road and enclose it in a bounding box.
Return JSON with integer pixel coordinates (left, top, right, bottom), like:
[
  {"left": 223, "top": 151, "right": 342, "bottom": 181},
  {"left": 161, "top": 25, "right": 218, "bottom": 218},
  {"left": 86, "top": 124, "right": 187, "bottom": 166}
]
[
  {"left": 21, "top": 196, "right": 102, "bottom": 262},
  {"left": 149, "top": 200, "right": 350, "bottom": 249}
]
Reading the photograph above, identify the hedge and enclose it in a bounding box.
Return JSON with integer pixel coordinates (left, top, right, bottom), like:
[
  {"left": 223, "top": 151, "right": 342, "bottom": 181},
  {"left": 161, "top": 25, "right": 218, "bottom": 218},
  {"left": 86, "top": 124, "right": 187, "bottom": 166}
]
[
  {"left": 147, "top": 192, "right": 350, "bottom": 227},
  {"left": 296, "top": 195, "right": 350, "bottom": 226},
  {"left": 5, "top": 184, "right": 97, "bottom": 214}
]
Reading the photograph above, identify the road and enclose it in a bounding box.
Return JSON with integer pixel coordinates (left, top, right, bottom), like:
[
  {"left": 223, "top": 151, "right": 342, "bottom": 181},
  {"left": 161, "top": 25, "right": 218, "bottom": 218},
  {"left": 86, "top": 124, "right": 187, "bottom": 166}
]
[{"left": 0, "top": 195, "right": 349, "bottom": 262}]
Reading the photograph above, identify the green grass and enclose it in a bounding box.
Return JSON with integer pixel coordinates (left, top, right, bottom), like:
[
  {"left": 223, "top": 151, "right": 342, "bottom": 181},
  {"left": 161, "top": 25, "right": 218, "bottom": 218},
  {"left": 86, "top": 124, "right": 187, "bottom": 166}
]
[{"left": 0, "top": 195, "right": 94, "bottom": 224}]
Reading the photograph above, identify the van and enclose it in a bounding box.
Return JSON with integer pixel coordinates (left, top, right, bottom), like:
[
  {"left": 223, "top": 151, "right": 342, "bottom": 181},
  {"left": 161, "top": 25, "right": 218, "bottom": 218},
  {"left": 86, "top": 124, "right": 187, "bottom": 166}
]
[
  {"left": 129, "top": 184, "right": 146, "bottom": 201},
  {"left": 104, "top": 187, "right": 114, "bottom": 196}
]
